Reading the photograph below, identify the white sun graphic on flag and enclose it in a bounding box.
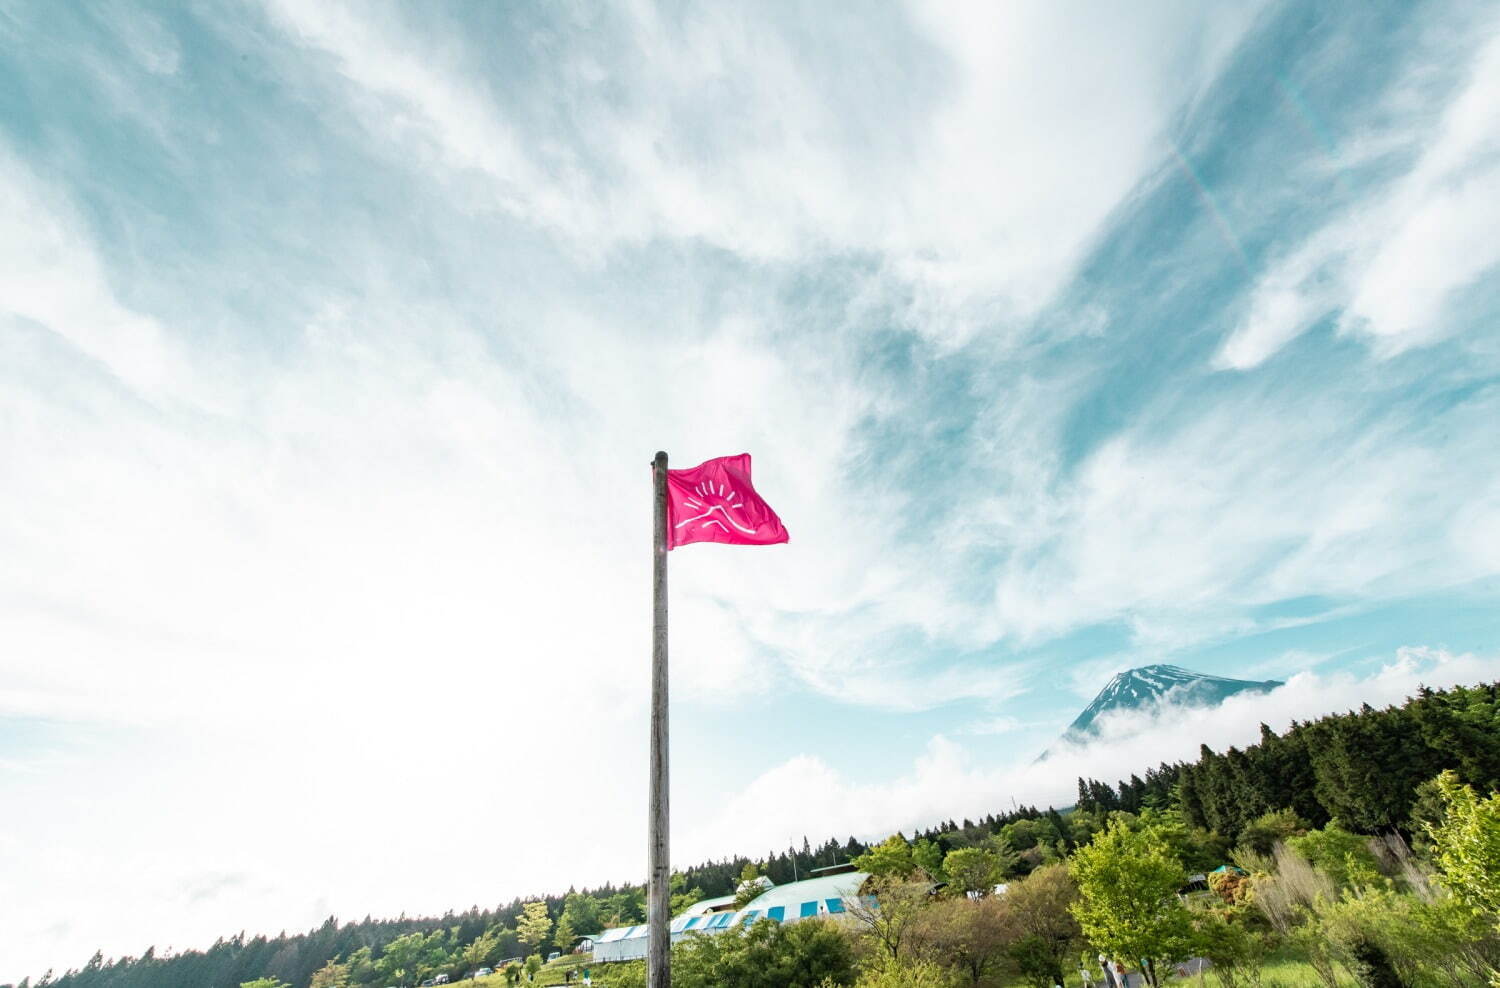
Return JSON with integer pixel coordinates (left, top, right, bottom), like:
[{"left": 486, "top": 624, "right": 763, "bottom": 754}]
[{"left": 677, "top": 481, "right": 758, "bottom": 535}]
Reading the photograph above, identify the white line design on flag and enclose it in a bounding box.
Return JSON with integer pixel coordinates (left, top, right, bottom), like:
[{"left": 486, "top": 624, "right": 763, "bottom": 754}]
[{"left": 674, "top": 483, "right": 758, "bottom": 535}]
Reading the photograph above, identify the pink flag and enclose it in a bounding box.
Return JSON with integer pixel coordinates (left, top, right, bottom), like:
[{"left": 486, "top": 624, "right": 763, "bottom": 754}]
[{"left": 666, "top": 454, "right": 789, "bottom": 549}]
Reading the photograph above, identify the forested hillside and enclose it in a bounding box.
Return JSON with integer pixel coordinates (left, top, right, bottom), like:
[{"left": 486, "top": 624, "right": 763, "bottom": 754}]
[
  {"left": 13, "top": 682, "right": 1498, "bottom": 988},
  {"left": 1074, "top": 683, "right": 1500, "bottom": 841}
]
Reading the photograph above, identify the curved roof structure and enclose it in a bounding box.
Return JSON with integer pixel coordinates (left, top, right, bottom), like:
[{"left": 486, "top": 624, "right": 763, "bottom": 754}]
[
  {"left": 679, "top": 893, "right": 736, "bottom": 916},
  {"left": 736, "top": 871, "right": 868, "bottom": 921},
  {"left": 590, "top": 871, "right": 872, "bottom": 961}
]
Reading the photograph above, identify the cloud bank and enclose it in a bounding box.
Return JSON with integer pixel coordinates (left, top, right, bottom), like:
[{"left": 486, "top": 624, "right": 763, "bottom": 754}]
[{"left": 690, "top": 647, "right": 1500, "bottom": 857}]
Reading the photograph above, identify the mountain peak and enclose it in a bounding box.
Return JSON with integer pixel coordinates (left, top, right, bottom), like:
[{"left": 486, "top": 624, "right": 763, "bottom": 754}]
[{"left": 1060, "top": 664, "right": 1283, "bottom": 745}]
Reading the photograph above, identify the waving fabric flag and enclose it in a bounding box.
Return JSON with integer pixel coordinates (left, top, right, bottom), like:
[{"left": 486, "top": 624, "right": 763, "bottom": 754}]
[{"left": 666, "top": 454, "right": 789, "bottom": 549}]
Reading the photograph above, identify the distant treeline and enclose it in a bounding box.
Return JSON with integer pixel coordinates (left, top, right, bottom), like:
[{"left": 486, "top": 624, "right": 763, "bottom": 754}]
[
  {"left": 14, "top": 682, "right": 1497, "bottom": 988},
  {"left": 8, "top": 805, "right": 1045, "bottom": 988}
]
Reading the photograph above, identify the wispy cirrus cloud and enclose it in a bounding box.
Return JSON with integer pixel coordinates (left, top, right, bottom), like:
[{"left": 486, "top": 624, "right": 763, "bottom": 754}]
[
  {"left": 257, "top": 0, "right": 1266, "bottom": 333},
  {"left": 1218, "top": 16, "right": 1500, "bottom": 369}
]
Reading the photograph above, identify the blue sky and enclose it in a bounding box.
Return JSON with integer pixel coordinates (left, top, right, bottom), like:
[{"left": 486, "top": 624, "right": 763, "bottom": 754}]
[{"left": 3, "top": 0, "right": 1500, "bottom": 979}]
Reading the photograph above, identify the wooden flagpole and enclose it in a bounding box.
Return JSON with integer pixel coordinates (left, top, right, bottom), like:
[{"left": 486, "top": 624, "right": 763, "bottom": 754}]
[{"left": 648, "top": 450, "right": 670, "bottom": 988}]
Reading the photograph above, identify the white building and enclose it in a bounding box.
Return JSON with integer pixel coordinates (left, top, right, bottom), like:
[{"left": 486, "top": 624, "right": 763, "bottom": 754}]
[{"left": 589, "top": 871, "right": 870, "bottom": 963}]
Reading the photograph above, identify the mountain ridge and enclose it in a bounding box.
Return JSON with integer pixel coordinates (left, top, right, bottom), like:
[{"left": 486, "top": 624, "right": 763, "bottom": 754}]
[{"left": 1059, "top": 663, "right": 1283, "bottom": 746}]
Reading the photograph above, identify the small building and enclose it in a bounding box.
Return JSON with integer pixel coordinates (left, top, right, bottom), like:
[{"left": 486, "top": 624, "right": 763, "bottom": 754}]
[
  {"left": 727, "top": 871, "right": 870, "bottom": 926},
  {"left": 590, "top": 893, "right": 736, "bottom": 963},
  {"left": 1179, "top": 873, "right": 1211, "bottom": 895},
  {"left": 589, "top": 872, "right": 871, "bottom": 963}
]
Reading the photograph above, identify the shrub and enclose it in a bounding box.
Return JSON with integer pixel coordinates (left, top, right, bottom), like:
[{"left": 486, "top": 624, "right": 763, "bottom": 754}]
[
  {"left": 848, "top": 954, "right": 957, "bottom": 988},
  {"left": 1239, "top": 810, "right": 1311, "bottom": 857},
  {"left": 1192, "top": 909, "right": 1266, "bottom": 988},
  {"left": 671, "top": 918, "right": 856, "bottom": 988},
  {"left": 1285, "top": 824, "right": 1380, "bottom": 890},
  {"left": 1427, "top": 771, "right": 1500, "bottom": 925}
]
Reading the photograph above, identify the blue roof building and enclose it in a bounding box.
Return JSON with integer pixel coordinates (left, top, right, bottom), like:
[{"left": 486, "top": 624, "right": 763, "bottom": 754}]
[{"left": 589, "top": 871, "right": 870, "bottom": 963}]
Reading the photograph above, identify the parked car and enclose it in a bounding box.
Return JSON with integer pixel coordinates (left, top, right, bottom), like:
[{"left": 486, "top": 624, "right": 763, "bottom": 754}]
[
  {"left": 435, "top": 977, "right": 450, "bottom": 985},
  {"left": 472, "top": 969, "right": 493, "bottom": 979}
]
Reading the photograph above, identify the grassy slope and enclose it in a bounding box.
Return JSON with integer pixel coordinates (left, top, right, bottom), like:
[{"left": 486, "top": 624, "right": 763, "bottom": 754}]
[
  {"left": 468, "top": 942, "right": 1355, "bottom": 987},
  {"left": 470, "top": 952, "right": 593, "bottom": 987}
]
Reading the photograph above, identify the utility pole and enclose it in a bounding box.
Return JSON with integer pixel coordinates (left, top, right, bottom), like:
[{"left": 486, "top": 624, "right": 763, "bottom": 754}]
[{"left": 647, "top": 451, "right": 670, "bottom": 988}]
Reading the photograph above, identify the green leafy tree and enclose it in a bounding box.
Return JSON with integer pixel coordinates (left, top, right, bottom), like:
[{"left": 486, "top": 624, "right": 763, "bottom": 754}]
[
  {"left": 913, "top": 839, "right": 947, "bottom": 884},
  {"left": 734, "top": 862, "right": 768, "bottom": 909},
  {"left": 941, "top": 847, "right": 1003, "bottom": 898},
  {"left": 1123, "top": 808, "right": 1228, "bottom": 873},
  {"left": 461, "top": 927, "right": 502, "bottom": 972},
  {"left": 1001, "top": 818, "right": 1055, "bottom": 852},
  {"left": 914, "top": 896, "right": 1016, "bottom": 986},
  {"left": 241, "top": 980, "right": 291, "bottom": 988},
  {"left": 377, "top": 930, "right": 443, "bottom": 986},
  {"left": 309, "top": 959, "right": 351, "bottom": 988},
  {"left": 1428, "top": 770, "right": 1500, "bottom": 925},
  {"left": 985, "top": 835, "right": 1021, "bottom": 878},
  {"left": 847, "top": 878, "right": 931, "bottom": 961},
  {"left": 1236, "top": 808, "right": 1309, "bottom": 855},
  {"left": 562, "top": 892, "right": 602, "bottom": 936},
  {"left": 1003, "top": 862, "right": 1080, "bottom": 986},
  {"left": 604, "top": 888, "right": 646, "bottom": 926},
  {"left": 1010, "top": 935, "right": 1069, "bottom": 988},
  {"left": 523, "top": 954, "right": 543, "bottom": 981},
  {"left": 853, "top": 835, "right": 920, "bottom": 881},
  {"left": 1069, "top": 818, "right": 1194, "bottom": 987},
  {"left": 552, "top": 913, "right": 577, "bottom": 953},
  {"left": 516, "top": 901, "right": 553, "bottom": 956},
  {"left": 670, "top": 872, "right": 707, "bottom": 915},
  {"left": 345, "top": 946, "right": 376, "bottom": 986}
]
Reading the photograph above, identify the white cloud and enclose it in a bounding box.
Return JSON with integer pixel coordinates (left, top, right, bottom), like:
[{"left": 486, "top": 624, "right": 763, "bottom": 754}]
[
  {"left": 1218, "top": 23, "right": 1500, "bottom": 368},
  {"left": 1214, "top": 221, "right": 1350, "bottom": 370},
  {"left": 975, "top": 373, "right": 1499, "bottom": 646},
  {"left": 0, "top": 140, "right": 1024, "bottom": 978},
  {"left": 696, "top": 646, "right": 1500, "bottom": 856},
  {"left": 258, "top": 0, "right": 1264, "bottom": 335},
  {"left": 1344, "top": 163, "right": 1500, "bottom": 350},
  {"left": 0, "top": 149, "right": 184, "bottom": 398},
  {"left": 256, "top": 0, "right": 584, "bottom": 234},
  {"left": 960, "top": 716, "right": 1024, "bottom": 736}
]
